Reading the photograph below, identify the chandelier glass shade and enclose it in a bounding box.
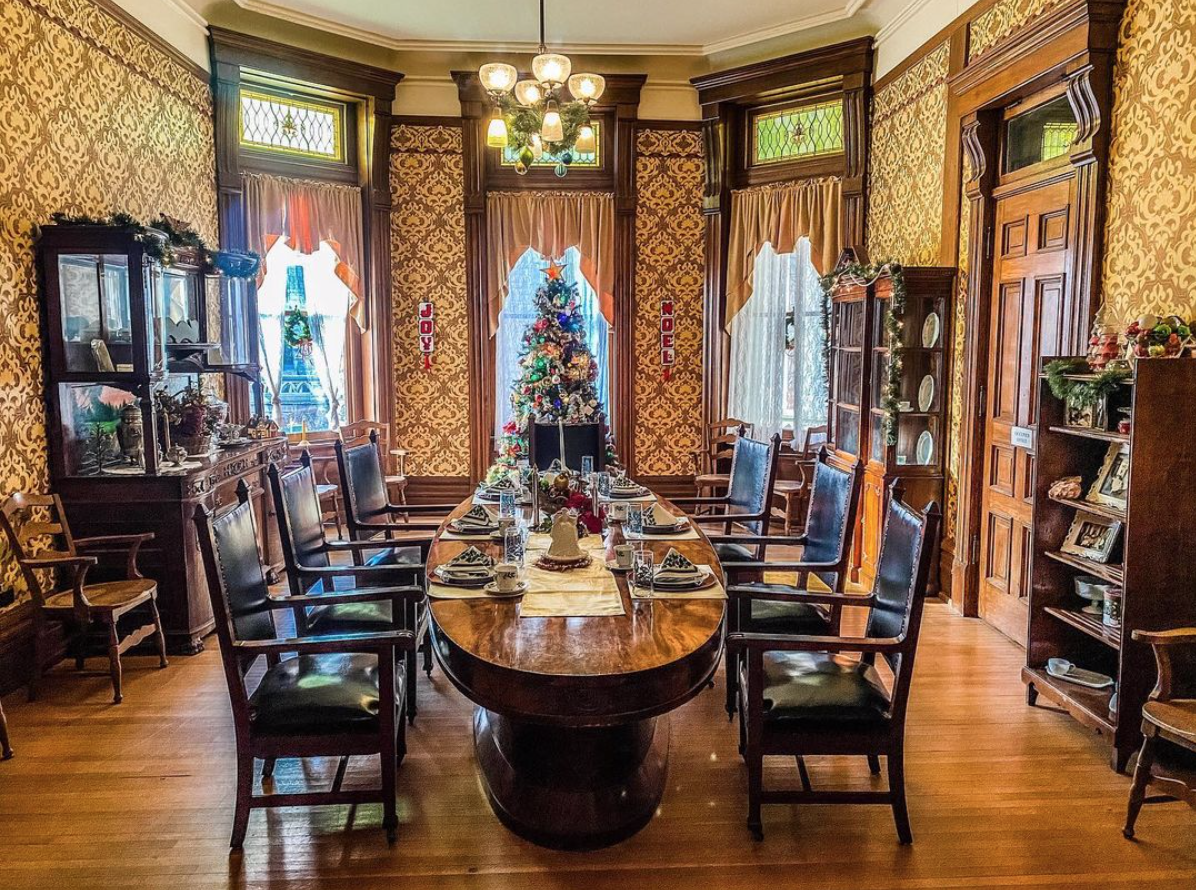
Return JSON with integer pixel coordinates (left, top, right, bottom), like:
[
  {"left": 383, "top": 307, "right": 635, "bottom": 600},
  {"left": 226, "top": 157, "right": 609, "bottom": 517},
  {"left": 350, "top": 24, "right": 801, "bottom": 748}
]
[{"left": 478, "top": 1, "right": 605, "bottom": 175}]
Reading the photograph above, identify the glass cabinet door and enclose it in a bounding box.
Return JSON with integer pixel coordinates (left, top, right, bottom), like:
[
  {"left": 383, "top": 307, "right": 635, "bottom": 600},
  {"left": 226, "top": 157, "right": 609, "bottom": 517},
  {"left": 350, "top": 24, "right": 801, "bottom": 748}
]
[
  {"left": 160, "top": 268, "right": 201, "bottom": 346},
  {"left": 204, "top": 273, "right": 255, "bottom": 368},
  {"left": 58, "top": 254, "right": 133, "bottom": 372},
  {"left": 58, "top": 382, "right": 148, "bottom": 476}
]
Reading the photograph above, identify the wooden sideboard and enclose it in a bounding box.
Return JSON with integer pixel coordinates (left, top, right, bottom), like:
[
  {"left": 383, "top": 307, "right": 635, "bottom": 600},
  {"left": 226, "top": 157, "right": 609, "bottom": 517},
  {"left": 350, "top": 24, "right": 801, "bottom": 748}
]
[{"left": 57, "top": 438, "right": 288, "bottom": 654}]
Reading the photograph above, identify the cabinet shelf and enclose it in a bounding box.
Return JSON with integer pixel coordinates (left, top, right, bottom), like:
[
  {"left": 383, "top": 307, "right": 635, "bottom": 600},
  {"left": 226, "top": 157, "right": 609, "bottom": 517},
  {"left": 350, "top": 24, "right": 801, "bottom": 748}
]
[
  {"left": 1022, "top": 666, "right": 1114, "bottom": 734},
  {"left": 1047, "top": 493, "right": 1125, "bottom": 522},
  {"left": 1044, "top": 606, "right": 1121, "bottom": 649},
  {"left": 1047, "top": 425, "right": 1129, "bottom": 445},
  {"left": 1045, "top": 550, "right": 1124, "bottom": 585}
]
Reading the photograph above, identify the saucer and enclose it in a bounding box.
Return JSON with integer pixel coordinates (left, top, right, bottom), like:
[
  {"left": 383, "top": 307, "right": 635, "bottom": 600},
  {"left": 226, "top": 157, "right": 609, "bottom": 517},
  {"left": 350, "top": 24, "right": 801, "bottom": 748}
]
[
  {"left": 483, "top": 580, "right": 528, "bottom": 597},
  {"left": 605, "top": 560, "right": 632, "bottom": 573}
]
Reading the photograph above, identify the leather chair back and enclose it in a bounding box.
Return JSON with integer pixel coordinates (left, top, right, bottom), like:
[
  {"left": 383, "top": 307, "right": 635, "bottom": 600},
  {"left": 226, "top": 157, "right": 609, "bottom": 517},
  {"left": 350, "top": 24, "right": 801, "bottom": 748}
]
[
  {"left": 800, "top": 449, "right": 864, "bottom": 588},
  {"left": 269, "top": 462, "right": 330, "bottom": 582},
  {"left": 724, "top": 434, "right": 780, "bottom": 536},
  {"left": 864, "top": 490, "right": 941, "bottom": 700},
  {"left": 195, "top": 499, "right": 276, "bottom": 644},
  {"left": 528, "top": 417, "right": 607, "bottom": 471},
  {"left": 336, "top": 434, "right": 390, "bottom": 534}
]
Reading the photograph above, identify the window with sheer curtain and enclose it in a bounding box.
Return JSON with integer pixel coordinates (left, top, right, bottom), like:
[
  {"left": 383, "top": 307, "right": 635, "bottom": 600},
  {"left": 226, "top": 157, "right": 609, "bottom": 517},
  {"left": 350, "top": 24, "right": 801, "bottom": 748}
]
[
  {"left": 727, "top": 238, "right": 827, "bottom": 441},
  {"left": 495, "top": 246, "right": 610, "bottom": 441}
]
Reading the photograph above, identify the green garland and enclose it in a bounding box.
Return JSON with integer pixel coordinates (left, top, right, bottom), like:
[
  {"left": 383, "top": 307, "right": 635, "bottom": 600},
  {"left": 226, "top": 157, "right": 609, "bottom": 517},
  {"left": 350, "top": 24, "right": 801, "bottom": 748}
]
[
  {"left": 1044, "top": 358, "right": 1130, "bottom": 408},
  {"left": 822, "top": 260, "right": 906, "bottom": 445},
  {"left": 496, "top": 94, "right": 591, "bottom": 161},
  {"left": 283, "top": 306, "right": 314, "bottom": 349},
  {"left": 47, "top": 211, "right": 258, "bottom": 277}
]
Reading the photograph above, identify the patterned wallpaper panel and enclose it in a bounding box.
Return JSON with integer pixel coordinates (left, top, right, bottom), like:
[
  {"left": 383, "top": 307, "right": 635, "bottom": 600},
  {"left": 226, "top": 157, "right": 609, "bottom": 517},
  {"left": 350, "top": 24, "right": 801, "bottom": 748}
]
[
  {"left": 389, "top": 125, "right": 471, "bottom": 478},
  {"left": 633, "top": 128, "right": 705, "bottom": 477},
  {"left": 946, "top": 185, "right": 972, "bottom": 548},
  {"left": 865, "top": 42, "right": 951, "bottom": 266},
  {"left": 1102, "top": 0, "right": 1196, "bottom": 325},
  {"left": 0, "top": 0, "right": 216, "bottom": 598},
  {"left": 969, "top": 0, "right": 1066, "bottom": 61}
]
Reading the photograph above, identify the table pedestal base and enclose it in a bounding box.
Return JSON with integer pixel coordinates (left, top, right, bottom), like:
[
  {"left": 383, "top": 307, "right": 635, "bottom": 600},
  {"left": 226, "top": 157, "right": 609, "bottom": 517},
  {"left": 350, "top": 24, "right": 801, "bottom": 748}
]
[{"left": 473, "top": 708, "right": 670, "bottom": 850}]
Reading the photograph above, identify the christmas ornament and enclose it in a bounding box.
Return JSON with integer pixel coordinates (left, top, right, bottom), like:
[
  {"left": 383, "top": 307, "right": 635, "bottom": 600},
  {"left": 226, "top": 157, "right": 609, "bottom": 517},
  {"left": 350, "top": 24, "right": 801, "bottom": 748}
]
[
  {"left": 660, "top": 299, "right": 676, "bottom": 381},
  {"left": 417, "top": 301, "right": 435, "bottom": 370}
]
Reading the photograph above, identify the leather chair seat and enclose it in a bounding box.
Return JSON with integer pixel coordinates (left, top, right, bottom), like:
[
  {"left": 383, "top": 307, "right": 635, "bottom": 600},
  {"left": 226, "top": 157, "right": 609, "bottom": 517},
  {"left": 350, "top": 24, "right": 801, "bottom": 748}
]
[
  {"left": 716, "top": 541, "right": 755, "bottom": 563},
  {"left": 740, "top": 586, "right": 832, "bottom": 636},
  {"left": 362, "top": 544, "right": 421, "bottom": 570},
  {"left": 746, "top": 651, "right": 890, "bottom": 725},
  {"left": 249, "top": 653, "right": 400, "bottom": 736},
  {"left": 307, "top": 601, "right": 393, "bottom": 635}
]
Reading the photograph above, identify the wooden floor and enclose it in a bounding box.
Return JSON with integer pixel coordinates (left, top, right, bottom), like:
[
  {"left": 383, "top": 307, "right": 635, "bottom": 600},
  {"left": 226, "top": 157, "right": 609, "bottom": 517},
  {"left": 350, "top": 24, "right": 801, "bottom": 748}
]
[{"left": 1, "top": 602, "right": 1194, "bottom": 889}]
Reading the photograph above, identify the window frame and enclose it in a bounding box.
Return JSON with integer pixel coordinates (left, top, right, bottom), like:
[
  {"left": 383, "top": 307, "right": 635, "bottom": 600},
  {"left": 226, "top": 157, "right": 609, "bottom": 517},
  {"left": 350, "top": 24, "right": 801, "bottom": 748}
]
[
  {"left": 748, "top": 98, "right": 846, "bottom": 168},
  {"left": 238, "top": 86, "right": 349, "bottom": 165}
]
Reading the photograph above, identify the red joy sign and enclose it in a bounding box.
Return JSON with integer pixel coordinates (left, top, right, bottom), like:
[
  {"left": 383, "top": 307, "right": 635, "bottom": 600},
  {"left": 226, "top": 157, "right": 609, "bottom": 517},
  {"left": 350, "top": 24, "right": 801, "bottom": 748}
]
[
  {"left": 418, "top": 301, "right": 435, "bottom": 369},
  {"left": 660, "top": 300, "right": 676, "bottom": 381}
]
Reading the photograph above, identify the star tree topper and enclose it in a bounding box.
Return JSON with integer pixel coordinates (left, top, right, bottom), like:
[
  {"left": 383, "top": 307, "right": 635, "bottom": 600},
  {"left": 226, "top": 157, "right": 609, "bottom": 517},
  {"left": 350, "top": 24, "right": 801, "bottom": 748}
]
[{"left": 543, "top": 258, "right": 566, "bottom": 281}]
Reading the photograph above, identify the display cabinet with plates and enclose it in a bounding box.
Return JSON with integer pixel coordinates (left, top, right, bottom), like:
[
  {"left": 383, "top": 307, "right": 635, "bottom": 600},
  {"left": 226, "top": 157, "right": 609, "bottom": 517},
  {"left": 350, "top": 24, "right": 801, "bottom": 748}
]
[
  {"left": 825, "top": 250, "right": 955, "bottom": 590},
  {"left": 37, "top": 222, "right": 284, "bottom": 654},
  {"left": 1023, "top": 356, "right": 1196, "bottom": 772}
]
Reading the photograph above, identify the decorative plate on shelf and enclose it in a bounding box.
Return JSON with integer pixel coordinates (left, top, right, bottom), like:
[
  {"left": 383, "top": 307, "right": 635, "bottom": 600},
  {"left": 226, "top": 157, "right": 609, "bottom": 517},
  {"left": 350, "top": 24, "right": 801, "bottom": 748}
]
[
  {"left": 918, "top": 374, "right": 936, "bottom": 412},
  {"left": 915, "top": 430, "right": 934, "bottom": 465},
  {"left": 922, "top": 311, "right": 940, "bottom": 348}
]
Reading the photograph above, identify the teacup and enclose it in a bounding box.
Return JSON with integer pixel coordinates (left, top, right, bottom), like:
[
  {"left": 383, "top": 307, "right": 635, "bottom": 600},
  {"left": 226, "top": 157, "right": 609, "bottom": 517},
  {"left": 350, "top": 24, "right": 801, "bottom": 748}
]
[
  {"left": 614, "top": 543, "right": 635, "bottom": 569},
  {"left": 496, "top": 516, "right": 516, "bottom": 537},
  {"left": 608, "top": 502, "right": 628, "bottom": 522},
  {"left": 495, "top": 562, "right": 520, "bottom": 593}
]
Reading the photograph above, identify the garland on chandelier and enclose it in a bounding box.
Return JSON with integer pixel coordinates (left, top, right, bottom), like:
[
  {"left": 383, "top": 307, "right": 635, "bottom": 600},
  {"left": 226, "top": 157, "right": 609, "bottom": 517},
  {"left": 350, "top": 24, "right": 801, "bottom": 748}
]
[
  {"left": 1044, "top": 358, "right": 1130, "bottom": 408},
  {"left": 497, "top": 93, "right": 590, "bottom": 161},
  {"left": 821, "top": 260, "right": 907, "bottom": 446},
  {"left": 47, "top": 211, "right": 259, "bottom": 277}
]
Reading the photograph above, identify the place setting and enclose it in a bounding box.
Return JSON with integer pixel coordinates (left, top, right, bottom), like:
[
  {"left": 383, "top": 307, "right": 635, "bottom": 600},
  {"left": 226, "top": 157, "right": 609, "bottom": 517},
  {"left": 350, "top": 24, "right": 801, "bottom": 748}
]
[
  {"left": 622, "top": 502, "right": 699, "bottom": 542},
  {"left": 597, "top": 471, "right": 655, "bottom": 504},
  {"left": 428, "top": 545, "right": 527, "bottom": 599},
  {"left": 628, "top": 547, "right": 725, "bottom": 600}
]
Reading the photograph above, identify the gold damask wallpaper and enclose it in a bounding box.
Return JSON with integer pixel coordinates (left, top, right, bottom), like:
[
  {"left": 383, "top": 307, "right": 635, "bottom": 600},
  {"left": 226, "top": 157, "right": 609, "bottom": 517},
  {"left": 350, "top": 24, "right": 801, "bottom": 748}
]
[
  {"left": 1101, "top": 0, "right": 1196, "bottom": 325},
  {"left": 969, "top": 0, "right": 1066, "bottom": 60},
  {"left": 0, "top": 0, "right": 216, "bottom": 597},
  {"left": 389, "top": 124, "right": 471, "bottom": 478},
  {"left": 633, "top": 128, "right": 705, "bottom": 477},
  {"left": 865, "top": 42, "right": 951, "bottom": 267}
]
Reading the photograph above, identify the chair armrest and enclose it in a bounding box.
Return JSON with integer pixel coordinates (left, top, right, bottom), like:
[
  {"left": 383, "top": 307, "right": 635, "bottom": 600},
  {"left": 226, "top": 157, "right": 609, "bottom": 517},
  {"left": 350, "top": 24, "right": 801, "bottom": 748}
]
[
  {"left": 74, "top": 533, "right": 153, "bottom": 580},
  {"left": 691, "top": 510, "right": 769, "bottom": 524},
  {"left": 727, "top": 632, "right": 902, "bottom": 654},
  {"left": 671, "top": 496, "right": 730, "bottom": 507},
  {"left": 1132, "top": 628, "right": 1196, "bottom": 646},
  {"left": 394, "top": 503, "right": 459, "bottom": 514},
  {"left": 727, "top": 586, "right": 875, "bottom": 608},
  {"left": 20, "top": 554, "right": 96, "bottom": 571},
  {"left": 325, "top": 538, "right": 433, "bottom": 553},
  {"left": 294, "top": 565, "right": 426, "bottom": 584},
  {"left": 356, "top": 520, "right": 444, "bottom": 534},
  {"left": 721, "top": 559, "right": 843, "bottom": 573},
  {"left": 233, "top": 629, "right": 416, "bottom": 657},
  {"left": 706, "top": 534, "right": 808, "bottom": 547},
  {"left": 273, "top": 585, "right": 426, "bottom": 607}
]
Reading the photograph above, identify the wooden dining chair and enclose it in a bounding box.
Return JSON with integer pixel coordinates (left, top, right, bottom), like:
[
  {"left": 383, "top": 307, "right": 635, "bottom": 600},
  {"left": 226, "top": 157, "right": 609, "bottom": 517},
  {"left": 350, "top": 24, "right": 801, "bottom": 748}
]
[
  {"left": 673, "top": 434, "right": 781, "bottom": 574},
  {"left": 285, "top": 431, "right": 344, "bottom": 537},
  {"left": 268, "top": 459, "right": 430, "bottom": 724},
  {"left": 194, "top": 497, "right": 422, "bottom": 847},
  {"left": 0, "top": 492, "right": 167, "bottom": 704},
  {"left": 691, "top": 418, "right": 752, "bottom": 500},
  {"left": 528, "top": 415, "right": 608, "bottom": 471},
  {"left": 339, "top": 421, "right": 409, "bottom": 505},
  {"left": 728, "top": 486, "right": 940, "bottom": 843},
  {"left": 1124, "top": 627, "right": 1196, "bottom": 839},
  {"left": 713, "top": 449, "right": 866, "bottom": 716},
  {"left": 771, "top": 425, "right": 828, "bottom": 535}
]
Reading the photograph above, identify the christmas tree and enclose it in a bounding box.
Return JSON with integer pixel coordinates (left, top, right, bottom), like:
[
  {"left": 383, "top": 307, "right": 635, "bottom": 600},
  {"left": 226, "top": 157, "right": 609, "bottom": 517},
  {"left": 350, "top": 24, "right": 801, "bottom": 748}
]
[{"left": 488, "top": 259, "right": 616, "bottom": 480}]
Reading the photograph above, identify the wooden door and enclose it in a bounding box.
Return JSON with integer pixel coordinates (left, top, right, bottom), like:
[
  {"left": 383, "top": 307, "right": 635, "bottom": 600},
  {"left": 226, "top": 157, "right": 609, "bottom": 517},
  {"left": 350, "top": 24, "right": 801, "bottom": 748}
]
[{"left": 978, "top": 176, "right": 1074, "bottom": 643}]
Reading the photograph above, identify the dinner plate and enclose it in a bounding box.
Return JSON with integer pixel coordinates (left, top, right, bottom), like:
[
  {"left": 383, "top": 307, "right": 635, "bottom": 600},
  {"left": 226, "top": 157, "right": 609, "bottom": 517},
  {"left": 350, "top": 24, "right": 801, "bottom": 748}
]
[
  {"left": 916, "top": 430, "right": 934, "bottom": 465},
  {"left": 639, "top": 522, "right": 688, "bottom": 535},
  {"left": 434, "top": 568, "right": 495, "bottom": 588},
  {"left": 650, "top": 571, "right": 717, "bottom": 591},
  {"left": 922, "top": 311, "right": 940, "bottom": 348},
  {"left": 918, "top": 374, "right": 935, "bottom": 412},
  {"left": 449, "top": 522, "right": 500, "bottom": 535}
]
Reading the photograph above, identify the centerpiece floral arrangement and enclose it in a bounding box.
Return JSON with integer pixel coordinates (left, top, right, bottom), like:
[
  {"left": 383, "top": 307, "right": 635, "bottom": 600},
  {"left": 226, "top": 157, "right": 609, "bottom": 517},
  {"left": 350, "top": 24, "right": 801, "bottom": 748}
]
[{"left": 157, "top": 384, "right": 227, "bottom": 454}]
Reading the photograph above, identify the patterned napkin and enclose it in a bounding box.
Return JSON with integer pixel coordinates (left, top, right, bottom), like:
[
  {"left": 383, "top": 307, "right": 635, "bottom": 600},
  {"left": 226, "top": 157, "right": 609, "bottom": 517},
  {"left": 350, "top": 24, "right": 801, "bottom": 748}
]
[
  {"left": 609, "top": 474, "right": 649, "bottom": 499},
  {"left": 476, "top": 474, "right": 517, "bottom": 501},
  {"left": 650, "top": 548, "right": 704, "bottom": 588},
  {"left": 642, "top": 502, "right": 685, "bottom": 530},
  {"left": 450, "top": 504, "right": 499, "bottom": 533},
  {"left": 438, "top": 546, "right": 496, "bottom": 582}
]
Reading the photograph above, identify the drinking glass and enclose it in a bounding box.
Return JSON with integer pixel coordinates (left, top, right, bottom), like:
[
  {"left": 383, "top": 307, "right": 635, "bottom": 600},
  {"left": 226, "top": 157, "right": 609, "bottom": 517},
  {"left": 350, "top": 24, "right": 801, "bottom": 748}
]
[
  {"left": 627, "top": 504, "right": 644, "bottom": 536},
  {"left": 632, "top": 549, "right": 654, "bottom": 598},
  {"left": 503, "top": 526, "right": 525, "bottom": 566},
  {"left": 581, "top": 455, "right": 594, "bottom": 477},
  {"left": 499, "top": 490, "right": 516, "bottom": 519}
]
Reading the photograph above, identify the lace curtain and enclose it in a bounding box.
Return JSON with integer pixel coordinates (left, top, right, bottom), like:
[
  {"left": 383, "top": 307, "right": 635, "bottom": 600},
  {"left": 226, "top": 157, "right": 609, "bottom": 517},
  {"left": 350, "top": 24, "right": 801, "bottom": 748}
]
[
  {"left": 494, "top": 246, "right": 609, "bottom": 441},
  {"left": 727, "top": 239, "right": 827, "bottom": 440}
]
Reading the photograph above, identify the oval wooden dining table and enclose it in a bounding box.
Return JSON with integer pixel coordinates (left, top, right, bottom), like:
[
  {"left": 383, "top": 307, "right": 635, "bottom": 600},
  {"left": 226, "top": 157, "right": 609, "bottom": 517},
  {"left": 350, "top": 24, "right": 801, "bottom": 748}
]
[{"left": 427, "top": 493, "right": 726, "bottom": 850}]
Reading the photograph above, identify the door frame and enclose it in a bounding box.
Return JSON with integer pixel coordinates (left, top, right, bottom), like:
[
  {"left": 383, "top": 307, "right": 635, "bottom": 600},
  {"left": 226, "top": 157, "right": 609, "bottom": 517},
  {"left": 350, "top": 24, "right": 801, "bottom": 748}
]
[{"left": 947, "top": 0, "right": 1125, "bottom": 618}]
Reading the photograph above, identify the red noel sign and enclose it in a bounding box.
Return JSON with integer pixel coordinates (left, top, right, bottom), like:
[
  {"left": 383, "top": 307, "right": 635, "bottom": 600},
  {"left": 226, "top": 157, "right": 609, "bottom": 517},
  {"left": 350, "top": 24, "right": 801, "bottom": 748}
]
[
  {"left": 660, "top": 300, "right": 676, "bottom": 381},
  {"left": 418, "top": 301, "right": 435, "bottom": 370}
]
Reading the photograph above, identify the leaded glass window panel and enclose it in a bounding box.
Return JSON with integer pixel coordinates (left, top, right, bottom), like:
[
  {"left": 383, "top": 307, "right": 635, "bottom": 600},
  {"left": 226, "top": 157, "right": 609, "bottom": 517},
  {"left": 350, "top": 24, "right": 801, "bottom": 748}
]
[
  {"left": 751, "top": 100, "right": 844, "bottom": 166},
  {"left": 239, "top": 88, "right": 346, "bottom": 162}
]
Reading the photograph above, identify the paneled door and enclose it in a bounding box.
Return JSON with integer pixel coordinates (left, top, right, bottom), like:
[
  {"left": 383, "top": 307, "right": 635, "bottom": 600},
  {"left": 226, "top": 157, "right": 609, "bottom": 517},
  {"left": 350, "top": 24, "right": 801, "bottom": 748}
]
[{"left": 978, "top": 176, "right": 1074, "bottom": 643}]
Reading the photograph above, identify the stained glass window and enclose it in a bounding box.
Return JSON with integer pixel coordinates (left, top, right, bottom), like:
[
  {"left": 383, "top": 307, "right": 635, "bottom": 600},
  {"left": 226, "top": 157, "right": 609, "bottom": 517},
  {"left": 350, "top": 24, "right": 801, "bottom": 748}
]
[
  {"left": 239, "top": 88, "right": 346, "bottom": 162},
  {"left": 1040, "top": 122, "right": 1078, "bottom": 161},
  {"left": 751, "top": 100, "right": 844, "bottom": 166},
  {"left": 1005, "top": 95, "right": 1077, "bottom": 173},
  {"left": 500, "top": 122, "right": 601, "bottom": 168}
]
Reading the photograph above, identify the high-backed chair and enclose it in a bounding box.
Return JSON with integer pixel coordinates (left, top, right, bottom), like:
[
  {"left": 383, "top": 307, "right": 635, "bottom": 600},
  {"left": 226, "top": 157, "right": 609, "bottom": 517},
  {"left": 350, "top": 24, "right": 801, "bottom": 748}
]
[
  {"left": 0, "top": 492, "right": 167, "bottom": 704},
  {"left": 673, "top": 434, "right": 781, "bottom": 569},
  {"left": 729, "top": 487, "right": 940, "bottom": 843},
  {"left": 771, "top": 424, "right": 828, "bottom": 534},
  {"left": 1124, "top": 627, "right": 1196, "bottom": 839},
  {"left": 692, "top": 418, "right": 753, "bottom": 500},
  {"left": 716, "top": 450, "right": 865, "bottom": 715},
  {"left": 194, "top": 498, "right": 421, "bottom": 847},
  {"left": 527, "top": 416, "right": 607, "bottom": 471},
  {"left": 268, "top": 460, "right": 430, "bottom": 723}
]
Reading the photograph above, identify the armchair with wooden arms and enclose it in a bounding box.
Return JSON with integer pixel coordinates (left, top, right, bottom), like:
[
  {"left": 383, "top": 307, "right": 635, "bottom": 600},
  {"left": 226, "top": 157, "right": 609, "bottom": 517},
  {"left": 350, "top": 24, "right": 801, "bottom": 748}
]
[
  {"left": 0, "top": 492, "right": 167, "bottom": 704},
  {"left": 713, "top": 449, "right": 865, "bottom": 716},
  {"left": 672, "top": 434, "right": 781, "bottom": 577},
  {"left": 728, "top": 490, "right": 940, "bottom": 843},
  {"left": 267, "top": 461, "right": 431, "bottom": 724},
  {"left": 691, "top": 418, "right": 752, "bottom": 501},
  {"left": 771, "top": 424, "right": 828, "bottom": 535},
  {"left": 194, "top": 497, "right": 422, "bottom": 847},
  {"left": 1124, "top": 627, "right": 1196, "bottom": 839}
]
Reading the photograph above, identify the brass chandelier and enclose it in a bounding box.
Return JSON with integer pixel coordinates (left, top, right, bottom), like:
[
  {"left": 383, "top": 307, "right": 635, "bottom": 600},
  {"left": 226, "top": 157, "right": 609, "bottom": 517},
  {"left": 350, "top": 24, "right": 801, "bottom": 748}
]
[{"left": 478, "top": 0, "right": 605, "bottom": 176}]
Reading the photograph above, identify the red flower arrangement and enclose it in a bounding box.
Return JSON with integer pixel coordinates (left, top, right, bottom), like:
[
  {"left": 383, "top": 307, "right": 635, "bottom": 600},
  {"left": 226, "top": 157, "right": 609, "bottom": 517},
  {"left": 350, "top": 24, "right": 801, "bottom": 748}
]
[{"left": 565, "top": 491, "right": 603, "bottom": 533}]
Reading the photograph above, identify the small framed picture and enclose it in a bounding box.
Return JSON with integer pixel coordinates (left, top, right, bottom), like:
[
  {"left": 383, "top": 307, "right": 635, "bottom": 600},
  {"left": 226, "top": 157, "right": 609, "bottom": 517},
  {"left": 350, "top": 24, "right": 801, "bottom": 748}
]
[
  {"left": 1087, "top": 442, "right": 1130, "bottom": 511},
  {"left": 1065, "top": 396, "right": 1107, "bottom": 430},
  {"left": 1061, "top": 511, "right": 1122, "bottom": 564}
]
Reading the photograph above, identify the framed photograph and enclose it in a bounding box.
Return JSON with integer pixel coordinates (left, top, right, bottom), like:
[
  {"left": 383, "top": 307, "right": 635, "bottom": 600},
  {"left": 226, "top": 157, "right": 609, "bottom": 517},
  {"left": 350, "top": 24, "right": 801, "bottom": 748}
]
[
  {"left": 1064, "top": 396, "right": 1107, "bottom": 430},
  {"left": 1061, "top": 511, "right": 1123, "bottom": 564},
  {"left": 1087, "top": 443, "right": 1130, "bottom": 510}
]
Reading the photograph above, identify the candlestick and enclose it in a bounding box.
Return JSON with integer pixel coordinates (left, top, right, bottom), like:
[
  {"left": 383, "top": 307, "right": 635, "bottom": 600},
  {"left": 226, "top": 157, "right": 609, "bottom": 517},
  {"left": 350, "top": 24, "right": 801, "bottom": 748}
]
[
  {"left": 299, "top": 419, "right": 310, "bottom": 448},
  {"left": 557, "top": 417, "right": 567, "bottom": 472}
]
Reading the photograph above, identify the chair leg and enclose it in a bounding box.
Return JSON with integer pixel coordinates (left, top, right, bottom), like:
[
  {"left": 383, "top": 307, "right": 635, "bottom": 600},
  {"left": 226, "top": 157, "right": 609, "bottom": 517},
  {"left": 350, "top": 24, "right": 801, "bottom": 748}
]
[
  {"left": 106, "top": 620, "right": 123, "bottom": 705},
  {"left": 796, "top": 756, "right": 812, "bottom": 792},
  {"left": 746, "top": 745, "right": 764, "bottom": 841},
  {"left": 405, "top": 652, "right": 418, "bottom": 726},
  {"left": 1124, "top": 731, "right": 1158, "bottom": 839},
  {"left": 0, "top": 698, "right": 12, "bottom": 760},
  {"left": 422, "top": 634, "right": 433, "bottom": 676},
  {"left": 149, "top": 596, "right": 169, "bottom": 669},
  {"left": 867, "top": 754, "right": 881, "bottom": 775},
  {"left": 74, "top": 629, "right": 86, "bottom": 672},
  {"left": 28, "top": 620, "right": 44, "bottom": 703},
  {"left": 382, "top": 739, "right": 398, "bottom": 845},
  {"left": 261, "top": 758, "right": 276, "bottom": 780},
  {"left": 724, "top": 646, "right": 738, "bottom": 720},
  {"left": 230, "top": 749, "right": 254, "bottom": 849},
  {"left": 887, "top": 748, "right": 912, "bottom": 844}
]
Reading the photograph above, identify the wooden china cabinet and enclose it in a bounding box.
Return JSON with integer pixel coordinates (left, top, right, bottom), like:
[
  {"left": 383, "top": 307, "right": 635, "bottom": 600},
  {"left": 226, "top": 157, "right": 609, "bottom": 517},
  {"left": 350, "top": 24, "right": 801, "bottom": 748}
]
[
  {"left": 38, "top": 223, "right": 285, "bottom": 654},
  {"left": 826, "top": 249, "right": 955, "bottom": 589}
]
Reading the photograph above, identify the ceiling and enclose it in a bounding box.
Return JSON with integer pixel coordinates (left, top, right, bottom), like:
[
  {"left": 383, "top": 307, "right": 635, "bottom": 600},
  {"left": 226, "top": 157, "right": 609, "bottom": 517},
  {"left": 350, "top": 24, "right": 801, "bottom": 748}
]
[{"left": 205, "top": 0, "right": 873, "bottom": 55}]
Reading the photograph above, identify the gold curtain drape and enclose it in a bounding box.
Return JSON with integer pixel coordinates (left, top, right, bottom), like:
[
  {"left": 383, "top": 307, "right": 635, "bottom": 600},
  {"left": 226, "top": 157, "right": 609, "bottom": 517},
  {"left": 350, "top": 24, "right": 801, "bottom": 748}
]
[
  {"left": 725, "top": 177, "right": 842, "bottom": 330},
  {"left": 243, "top": 172, "right": 368, "bottom": 329},
  {"left": 485, "top": 190, "right": 615, "bottom": 335}
]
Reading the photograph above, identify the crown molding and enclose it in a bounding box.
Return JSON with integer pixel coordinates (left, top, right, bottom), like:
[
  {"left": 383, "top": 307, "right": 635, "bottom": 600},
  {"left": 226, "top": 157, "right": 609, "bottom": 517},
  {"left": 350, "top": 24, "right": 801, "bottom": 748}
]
[
  {"left": 158, "top": 0, "right": 209, "bottom": 33},
  {"left": 874, "top": 0, "right": 938, "bottom": 46},
  {"left": 703, "top": 4, "right": 860, "bottom": 55}
]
